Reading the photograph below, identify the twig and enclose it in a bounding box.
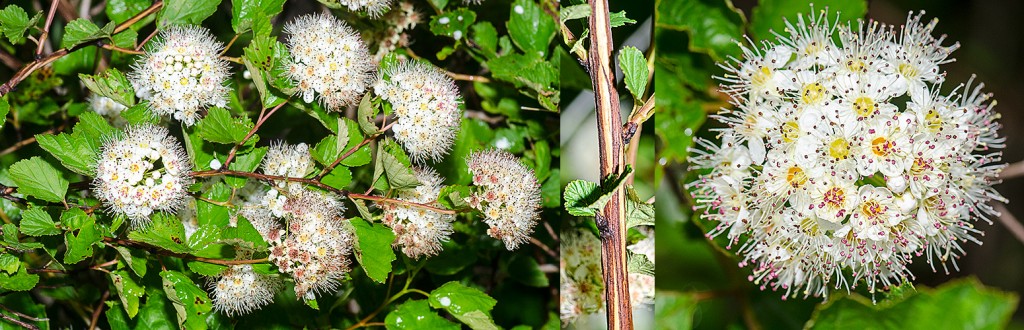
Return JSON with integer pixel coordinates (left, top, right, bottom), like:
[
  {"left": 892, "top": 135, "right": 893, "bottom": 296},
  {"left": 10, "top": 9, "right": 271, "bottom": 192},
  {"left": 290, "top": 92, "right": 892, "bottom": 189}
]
[
  {"left": 348, "top": 193, "right": 455, "bottom": 215},
  {"left": 0, "top": 306, "right": 40, "bottom": 330},
  {"left": 36, "top": 0, "right": 61, "bottom": 57},
  {"left": 103, "top": 237, "right": 269, "bottom": 265},
  {"left": 993, "top": 202, "right": 1024, "bottom": 245},
  {"left": 465, "top": 110, "right": 504, "bottom": 125},
  {"left": 0, "top": 1, "right": 163, "bottom": 97},
  {"left": 446, "top": 72, "right": 491, "bottom": 83},
  {"left": 0, "top": 49, "right": 22, "bottom": 69},
  {"left": 0, "top": 303, "right": 48, "bottom": 322},
  {"left": 222, "top": 99, "right": 291, "bottom": 168},
  {"left": 315, "top": 121, "right": 395, "bottom": 180},
  {"left": 87, "top": 290, "right": 109, "bottom": 330},
  {"left": 0, "top": 123, "right": 66, "bottom": 156},
  {"left": 999, "top": 161, "right": 1024, "bottom": 180},
  {"left": 588, "top": 0, "right": 633, "bottom": 327},
  {"left": 101, "top": 43, "right": 144, "bottom": 55},
  {"left": 529, "top": 237, "right": 557, "bottom": 259}
]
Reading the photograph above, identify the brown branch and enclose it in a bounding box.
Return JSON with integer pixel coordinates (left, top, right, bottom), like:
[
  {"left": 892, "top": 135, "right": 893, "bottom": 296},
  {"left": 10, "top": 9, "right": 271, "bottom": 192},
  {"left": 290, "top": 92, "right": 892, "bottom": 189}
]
[
  {"left": 222, "top": 99, "right": 290, "bottom": 168},
  {"left": 993, "top": 202, "right": 1024, "bottom": 245},
  {"left": 529, "top": 237, "right": 557, "bottom": 259},
  {"left": 0, "top": 1, "right": 163, "bottom": 97},
  {"left": 36, "top": 0, "right": 61, "bottom": 57},
  {"left": 102, "top": 237, "right": 269, "bottom": 266},
  {"left": 446, "top": 72, "right": 491, "bottom": 83},
  {"left": 101, "top": 43, "right": 144, "bottom": 55},
  {"left": 0, "top": 305, "right": 40, "bottom": 330},
  {"left": 315, "top": 121, "right": 395, "bottom": 180},
  {"left": 588, "top": 0, "right": 633, "bottom": 328},
  {"left": 348, "top": 193, "right": 455, "bottom": 215},
  {"left": 87, "top": 290, "right": 109, "bottom": 330}
]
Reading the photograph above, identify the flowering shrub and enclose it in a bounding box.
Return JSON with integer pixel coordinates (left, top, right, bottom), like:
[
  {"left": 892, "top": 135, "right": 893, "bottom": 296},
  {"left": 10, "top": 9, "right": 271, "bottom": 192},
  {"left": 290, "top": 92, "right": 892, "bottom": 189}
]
[{"left": 0, "top": 0, "right": 559, "bottom": 328}]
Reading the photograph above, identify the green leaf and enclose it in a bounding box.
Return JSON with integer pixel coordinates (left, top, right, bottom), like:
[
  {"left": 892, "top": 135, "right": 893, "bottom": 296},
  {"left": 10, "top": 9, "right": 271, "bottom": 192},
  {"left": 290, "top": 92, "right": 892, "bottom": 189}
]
[
  {"left": 221, "top": 215, "right": 268, "bottom": 250},
  {"left": 187, "top": 261, "right": 227, "bottom": 277},
  {"left": 158, "top": 0, "right": 218, "bottom": 27},
  {"left": 429, "top": 8, "right": 476, "bottom": 41},
  {"left": 242, "top": 36, "right": 292, "bottom": 108},
  {"left": 0, "top": 267, "right": 39, "bottom": 291},
  {"left": 231, "top": 0, "right": 286, "bottom": 35},
  {"left": 357, "top": 93, "right": 380, "bottom": 135},
  {"left": 160, "top": 270, "right": 213, "bottom": 330},
  {"left": 121, "top": 104, "right": 159, "bottom": 125},
  {"left": 322, "top": 166, "right": 352, "bottom": 190},
  {"left": 36, "top": 131, "right": 98, "bottom": 176},
  {"left": 507, "top": 0, "right": 556, "bottom": 57},
  {"left": 9, "top": 157, "right": 68, "bottom": 203},
  {"left": 625, "top": 185, "right": 654, "bottom": 228},
  {"left": 113, "top": 245, "right": 148, "bottom": 278},
  {"left": 0, "top": 5, "right": 40, "bottom": 45},
  {"left": 655, "top": 292, "right": 697, "bottom": 330},
  {"left": 80, "top": 68, "right": 136, "bottom": 107},
  {"left": 656, "top": 0, "right": 744, "bottom": 60},
  {"left": 563, "top": 167, "right": 633, "bottom": 217},
  {"left": 110, "top": 270, "right": 145, "bottom": 318},
  {"left": 428, "top": 0, "right": 449, "bottom": 11},
  {"left": 749, "top": 0, "right": 867, "bottom": 42},
  {"left": 19, "top": 207, "right": 60, "bottom": 236},
  {"left": 386, "top": 300, "right": 460, "bottom": 329},
  {"left": 609, "top": 11, "right": 636, "bottom": 27},
  {"left": 486, "top": 53, "right": 557, "bottom": 93},
  {"left": 351, "top": 198, "right": 373, "bottom": 221},
  {"left": 225, "top": 147, "right": 268, "bottom": 188},
  {"left": 559, "top": 4, "right": 589, "bottom": 22},
  {"left": 806, "top": 278, "right": 1018, "bottom": 329},
  {"left": 618, "top": 46, "right": 649, "bottom": 100},
  {"left": 428, "top": 282, "right": 499, "bottom": 330},
  {"left": 471, "top": 22, "right": 498, "bottom": 58},
  {"left": 0, "top": 254, "right": 19, "bottom": 274},
  {"left": 507, "top": 255, "right": 549, "bottom": 287},
  {"left": 375, "top": 139, "right": 420, "bottom": 190},
  {"left": 350, "top": 217, "right": 396, "bottom": 284},
  {"left": 425, "top": 240, "right": 477, "bottom": 276},
  {"left": 197, "top": 107, "right": 254, "bottom": 144},
  {"left": 128, "top": 213, "right": 189, "bottom": 253},
  {"left": 63, "top": 209, "right": 101, "bottom": 264},
  {"left": 437, "top": 185, "right": 471, "bottom": 210},
  {"left": 106, "top": 0, "right": 155, "bottom": 31},
  {"left": 62, "top": 19, "right": 115, "bottom": 49},
  {"left": 627, "top": 252, "right": 654, "bottom": 277},
  {"left": 0, "top": 96, "right": 8, "bottom": 129}
]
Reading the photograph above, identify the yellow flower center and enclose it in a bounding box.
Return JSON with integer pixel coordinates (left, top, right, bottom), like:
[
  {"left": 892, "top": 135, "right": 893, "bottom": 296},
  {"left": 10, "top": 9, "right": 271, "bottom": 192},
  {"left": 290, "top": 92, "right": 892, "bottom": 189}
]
[
  {"left": 751, "top": 66, "right": 773, "bottom": 88},
  {"left": 829, "top": 138, "right": 851, "bottom": 159},
  {"left": 801, "top": 82, "right": 826, "bottom": 104},
  {"left": 897, "top": 62, "right": 919, "bottom": 78},
  {"left": 786, "top": 166, "right": 808, "bottom": 188},
  {"left": 871, "top": 137, "right": 894, "bottom": 157},
  {"left": 781, "top": 121, "right": 800, "bottom": 143},
  {"left": 853, "top": 96, "right": 875, "bottom": 118}
]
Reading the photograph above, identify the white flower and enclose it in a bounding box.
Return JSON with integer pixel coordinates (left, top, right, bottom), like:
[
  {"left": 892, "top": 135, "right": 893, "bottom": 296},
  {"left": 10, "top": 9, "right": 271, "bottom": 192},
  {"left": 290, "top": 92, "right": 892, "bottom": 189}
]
[
  {"left": 320, "top": 0, "right": 392, "bottom": 17},
  {"left": 691, "top": 9, "right": 1005, "bottom": 299},
  {"left": 93, "top": 124, "right": 192, "bottom": 226},
  {"left": 559, "top": 229, "right": 603, "bottom": 325},
  {"left": 89, "top": 95, "right": 128, "bottom": 127},
  {"left": 374, "top": 60, "right": 462, "bottom": 162},
  {"left": 261, "top": 142, "right": 315, "bottom": 193},
  {"left": 380, "top": 167, "right": 455, "bottom": 259},
  {"left": 129, "top": 26, "right": 230, "bottom": 126},
  {"left": 266, "top": 189, "right": 354, "bottom": 299},
  {"left": 208, "top": 264, "right": 282, "bottom": 317},
  {"left": 466, "top": 150, "right": 542, "bottom": 250},
  {"left": 284, "top": 14, "right": 374, "bottom": 111}
]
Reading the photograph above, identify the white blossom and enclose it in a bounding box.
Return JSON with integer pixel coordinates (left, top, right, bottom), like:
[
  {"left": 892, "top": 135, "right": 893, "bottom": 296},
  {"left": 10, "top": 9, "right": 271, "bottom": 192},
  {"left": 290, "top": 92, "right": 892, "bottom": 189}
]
[
  {"left": 466, "top": 150, "right": 541, "bottom": 250},
  {"left": 208, "top": 264, "right": 282, "bottom": 317},
  {"left": 691, "top": 9, "right": 1005, "bottom": 300},
  {"left": 284, "top": 14, "right": 374, "bottom": 111},
  {"left": 380, "top": 168, "right": 454, "bottom": 259},
  {"left": 374, "top": 60, "right": 462, "bottom": 162}
]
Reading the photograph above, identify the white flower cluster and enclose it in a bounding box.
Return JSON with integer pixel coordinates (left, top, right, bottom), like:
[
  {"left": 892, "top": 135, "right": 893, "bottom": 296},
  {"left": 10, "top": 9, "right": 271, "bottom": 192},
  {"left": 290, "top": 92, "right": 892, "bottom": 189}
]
[
  {"left": 371, "top": 2, "right": 422, "bottom": 61},
  {"left": 285, "top": 14, "right": 374, "bottom": 111},
  {"left": 320, "top": 0, "right": 392, "bottom": 17},
  {"left": 208, "top": 264, "right": 282, "bottom": 317},
  {"left": 89, "top": 95, "right": 128, "bottom": 126},
  {"left": 691, "top": 10, "right": 1006, "bottom": 299},
  {"left": 380, "top": 167, "right": 455, "bottom": 259},
  {"left": 261, "top": 142, "right": 316, "bottom": 194},
  {"left": 559, "top": 229, "right": 603, "bottom": 325},
  {"left": 93, "top": 125, "right": 192, "bottom": 225},
  {"left": 265, "top": 189, "right": 354, "bottom": 300},
  {"left": 374, "top": 60, "right": 462, "bottom": 162},
  {"left": 129, "top": 26, "right": 230, "bottom": 126},
  {"left": 466, "top": 150, "right": 541, "bottom": 250},
  {"left": 627, "top": 227, "right": 655, "bottom": 307}
]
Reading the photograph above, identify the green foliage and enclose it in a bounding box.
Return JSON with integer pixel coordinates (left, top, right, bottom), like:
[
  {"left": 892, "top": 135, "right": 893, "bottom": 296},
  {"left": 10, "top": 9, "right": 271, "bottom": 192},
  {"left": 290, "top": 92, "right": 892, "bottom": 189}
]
[
  {"left": 748, "top": 0, "right": 866, "bottom": 42},
  {"left": 9, "top": 157, "right": 68, "bottom": 203},
  {"left": 806, "top": 278, "right": 1018, "bottom": 329},
  {"left": 618, "top": 46, "right": 649, "bottom": 101},
  {"left": 0, "top": 0, "right": 558, "bottom": 328}
]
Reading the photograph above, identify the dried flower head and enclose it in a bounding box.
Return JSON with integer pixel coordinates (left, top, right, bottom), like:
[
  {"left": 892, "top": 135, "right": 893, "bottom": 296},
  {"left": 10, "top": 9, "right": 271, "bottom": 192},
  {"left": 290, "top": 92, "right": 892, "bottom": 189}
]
[
  {"left": 374, "top": 60, "right": 462, "bottom": 162},
  {"left": 466, "top": 149, "right": 541, "bottom": 249},
  {"left": 266, "top": 189, "right": 354, "bottom": 300},
  {"left": 691, "top": 10, "right": 1005, "bottom": 299},
  {"left": 208, "top": 264, "right": 282, "bottom": 317},
  {"left": 380, "top": 167, "right": 455, "bottom": 258},
  {"left": 284, "top": 13, "right": 374, "bottom": 111},
  {"left": 93, "top": 124, "right": 192, "bottom": 225},
  {"left": 129, "top": 26, "right": 230, "bottom": 126}
]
